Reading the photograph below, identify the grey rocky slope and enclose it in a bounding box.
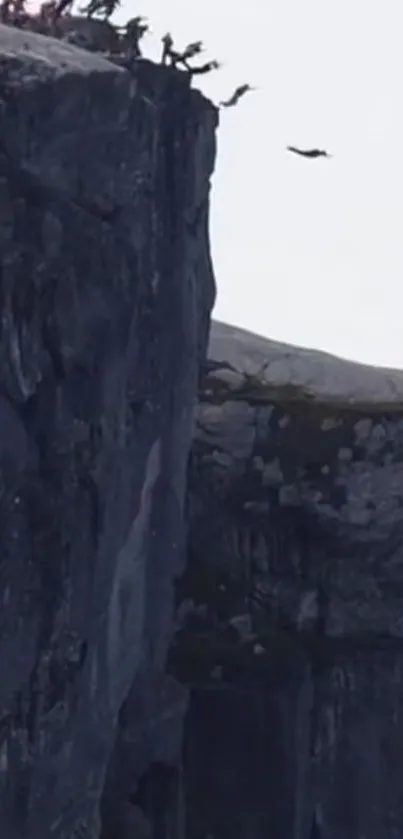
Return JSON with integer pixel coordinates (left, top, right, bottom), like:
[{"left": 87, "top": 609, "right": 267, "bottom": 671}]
[
  {"left": 0, "top": 24, "right": 217, "bottom": 839},
  {"left": 174, "top": 320, "right": 403, "bottom": 839}
]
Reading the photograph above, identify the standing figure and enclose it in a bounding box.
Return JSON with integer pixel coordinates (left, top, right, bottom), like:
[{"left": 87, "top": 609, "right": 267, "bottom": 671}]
[
  {"left": 161, "top": 33, "right": 205, "bottom": 69},
  {"left": 121, "top": 15, "right": 149, "bottom": 58},
  {"left": 80, "top": 0, "right": 120, "bottom": 20}
]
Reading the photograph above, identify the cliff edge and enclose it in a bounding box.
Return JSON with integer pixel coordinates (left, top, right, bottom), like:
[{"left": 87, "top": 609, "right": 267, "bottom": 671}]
[
  {"left": 0, "top": 24, "right": 217, "bottom": 839},
  {"left": 176, "top": 320, "right": 403, "bottom": 839}
]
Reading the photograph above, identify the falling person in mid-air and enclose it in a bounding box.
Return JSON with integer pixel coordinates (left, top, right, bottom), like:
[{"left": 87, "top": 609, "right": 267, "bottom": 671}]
[
  {"left": 188, "top": 60, "right": 221, "bottom": 77},
  {"left": 220, "top": 84, "right": 256, "bottom": 108},
  {"left": 286, "top": 146, "right": 332, "bottom": 159}
]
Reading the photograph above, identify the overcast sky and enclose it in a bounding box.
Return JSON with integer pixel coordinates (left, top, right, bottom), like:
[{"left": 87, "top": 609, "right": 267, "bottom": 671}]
[
  {"left": 114, "top": 0, "right": 400, "bottom": 369},
  {"left": 69, "top": 0, "right": 402, "bottom": 367}
]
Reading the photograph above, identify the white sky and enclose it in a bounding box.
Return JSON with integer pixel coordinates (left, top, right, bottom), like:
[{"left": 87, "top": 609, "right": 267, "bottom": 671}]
[
  {"left": 41, "top": 0, "right": 403, "bottom": 367},
  {"left": 126, "top": 0, "right": 403, "bottom": 369}
]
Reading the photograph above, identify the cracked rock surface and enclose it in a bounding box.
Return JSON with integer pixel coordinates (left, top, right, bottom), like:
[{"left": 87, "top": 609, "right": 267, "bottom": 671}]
[
  {"left": 0, "top": 24, "right": 217, "bottom": 838},
  {"left": 174, "top": 320, "right": 403, "bottom": 839}
]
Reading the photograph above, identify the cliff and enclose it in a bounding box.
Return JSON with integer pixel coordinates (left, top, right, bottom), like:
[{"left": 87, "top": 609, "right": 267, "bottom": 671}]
[
  {"left": 0, "top": 24, "right": 217, "bottom": 839},
  {"left": 2, "top": 19, "right": 403, "bottom": 839},
  {"left": 175, "top": 320, "right": 403, "bottom": 839}
]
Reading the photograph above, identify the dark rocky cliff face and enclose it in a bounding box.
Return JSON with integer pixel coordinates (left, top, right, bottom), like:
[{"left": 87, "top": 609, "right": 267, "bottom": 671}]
[
  {"left": 175, "top": 320, "right": 403, "bottom": 839},
  {"left": 0, "top": 24, "right": 217, "bottom": 838},
  {"left": 2, "top": 22, "right": 402, "bottom": 839}
]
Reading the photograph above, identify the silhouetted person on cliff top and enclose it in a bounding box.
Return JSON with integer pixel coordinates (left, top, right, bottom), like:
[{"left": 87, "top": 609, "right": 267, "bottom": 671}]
[
  {"left": 53, "top": 0, "right": 74, "bottom": 19},
  {"left": 1, "top": 0, "right": 30, "bottom": 26},
  {"left": 161, "top": 32, "right": 174, "bottom": 63},
  {"left": 287, "top": 146, "right": 332, "bottom": 158},
  {"left": 183, "top": 40, "right": 204, "bottom": 59},
  {"left": 80, "top": 0, "right": 119, "bottom": 20},
  {"left": 160, "top": 33, "right": 219, "bottom": 79},
  {"left": 161, "top": 33, "right": 204, "bottom": 69},
  {"left": 0, "top": 0, "right": 11, "bottom": 24},
  {"left": 220, "top": 83, "right": 256, "bottom": 108},
  {"left": 119, "top": 15, "right": 149, "bottom": 58}
]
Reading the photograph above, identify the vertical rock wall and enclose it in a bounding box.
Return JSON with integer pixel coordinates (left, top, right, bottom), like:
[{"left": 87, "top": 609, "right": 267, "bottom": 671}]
[
  {"left": 176, "top": 320, "right": 403, "bottom": 839},
  {"left": 0, "top": 25, "right": 217, "bottom": 839}
]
